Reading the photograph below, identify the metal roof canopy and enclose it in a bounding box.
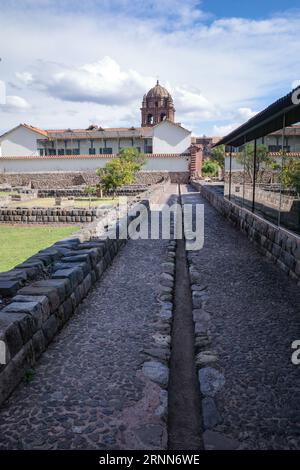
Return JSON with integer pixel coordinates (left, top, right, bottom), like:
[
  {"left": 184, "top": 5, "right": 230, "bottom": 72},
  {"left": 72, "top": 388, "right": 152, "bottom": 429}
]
[{"left": 214, "top": 86, "right": 300, "bottom": 148}]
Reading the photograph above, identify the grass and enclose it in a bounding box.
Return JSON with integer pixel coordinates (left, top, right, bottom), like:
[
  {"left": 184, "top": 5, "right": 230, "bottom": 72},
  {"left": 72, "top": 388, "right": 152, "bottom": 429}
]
[
  {"left": 7, "top": 197, "right": 115, "bottom": 208},
  {"left": 0, "top": 191, "right": 17, "bottom": 198},
  {"left": 0, "top": 225, "right": 80, "bottom": 272}
]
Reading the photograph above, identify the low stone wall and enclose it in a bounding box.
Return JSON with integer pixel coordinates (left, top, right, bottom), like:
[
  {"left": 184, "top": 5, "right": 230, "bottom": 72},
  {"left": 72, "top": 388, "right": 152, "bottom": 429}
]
[
  {"left": 0, "top": 181, "right": 171, "bottom": 404},
  {"left": 0, "top": 207, "right": 98, "bottom": 224},
  {"left": 191, "top": 181, "right": 300, "bottom": 283},
  {"left": 0, "top": 170, "right": 189, "bottom": 189},
  {"left": 0, "top": 199, "right": 151, "bottom": 405}
]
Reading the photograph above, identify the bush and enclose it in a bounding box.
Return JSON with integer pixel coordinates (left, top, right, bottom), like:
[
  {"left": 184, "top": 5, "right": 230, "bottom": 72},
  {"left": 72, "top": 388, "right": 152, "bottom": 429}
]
[{"left": 202, "top": 160, "right": 219, "bottom": 177}]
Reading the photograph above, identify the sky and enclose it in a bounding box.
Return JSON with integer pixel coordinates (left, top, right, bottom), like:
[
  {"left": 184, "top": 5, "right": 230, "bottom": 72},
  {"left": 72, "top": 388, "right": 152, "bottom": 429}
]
[{"left": 0, "top": 0, "right": 300, "bottom": 137}]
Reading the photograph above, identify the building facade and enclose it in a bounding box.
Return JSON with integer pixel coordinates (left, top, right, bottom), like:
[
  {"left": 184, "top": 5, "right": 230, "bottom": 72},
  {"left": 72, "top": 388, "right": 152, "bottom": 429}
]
[{"left": 0, "top": 82, "right": 190, "bottom": 158}]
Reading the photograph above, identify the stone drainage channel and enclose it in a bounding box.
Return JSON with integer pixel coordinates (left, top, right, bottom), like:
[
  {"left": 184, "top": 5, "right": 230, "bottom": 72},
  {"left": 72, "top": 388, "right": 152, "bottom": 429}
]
[{"left": 167, "top": 185, "right": 203, "bottom": 450}]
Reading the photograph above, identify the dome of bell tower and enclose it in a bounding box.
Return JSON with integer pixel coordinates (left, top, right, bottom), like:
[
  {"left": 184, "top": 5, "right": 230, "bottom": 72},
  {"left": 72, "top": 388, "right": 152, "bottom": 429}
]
[{"left": 141, "top": 80, "right": 175, "bottom": 127}]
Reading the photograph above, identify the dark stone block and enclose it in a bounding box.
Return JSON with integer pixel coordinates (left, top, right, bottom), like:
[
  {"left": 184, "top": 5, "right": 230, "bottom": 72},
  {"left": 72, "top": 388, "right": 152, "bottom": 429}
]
[
  {"left": 52, "top": 267, "right": 83, "bottom": 289},
  {"left": 42, "top": 315, "right": 58, "bottom": 345},
  {"left": 18, "top": 285, "right": 60, "bottom": 313},
  {"left": 0, "top": 280, "right": 21, "bottom": 297},
  {"left": 32, "top": 330, "right": 46, "bottom": 359},
  {"left": 0, "top": 315, "right": 23, "bottom": 359},
  {"left": 0, "top": 310, "right": 36, "bottom": 345},
  {"left": 3, "top": 301, "right": 47, "bottom": 329}
]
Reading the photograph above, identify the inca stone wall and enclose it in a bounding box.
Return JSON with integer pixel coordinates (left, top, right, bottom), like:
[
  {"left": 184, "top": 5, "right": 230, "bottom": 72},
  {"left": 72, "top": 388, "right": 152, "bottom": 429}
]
[
  {"left": 0, "top": 207, "right": 98, "bottom": 224},
  {"left": 0, "top": 181, "right": 170, "bottom": 405},
  {"left": 0, "top": 171, "right": 189, "bottom": 189},
  {"left": 192, "top": 181, "right": 300, "bottom": 283}
]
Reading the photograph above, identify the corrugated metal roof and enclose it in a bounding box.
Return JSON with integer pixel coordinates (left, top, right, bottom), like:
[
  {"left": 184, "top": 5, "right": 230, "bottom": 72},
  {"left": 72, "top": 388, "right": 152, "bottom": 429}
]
[{"left": 215, "top": 86, "right": 300, "bottom": 148}]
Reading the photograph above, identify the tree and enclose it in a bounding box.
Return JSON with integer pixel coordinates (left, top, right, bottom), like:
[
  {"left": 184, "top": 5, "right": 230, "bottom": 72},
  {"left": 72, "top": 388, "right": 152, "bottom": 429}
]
[
  {"left": 202, "top": 160, "right": 219, "bottom": 177},
  {"left": 84, "top": 185, "right": 96, "bottom": 208},
  {"left": 118, "top": 147, "right": 146, "bottom": 172},
  {"left": 96, "top": 147, "right": 145, "bottom": 197},
  {"left": 236, "top": 143, "right": 275, "bottom": 183},
  {"left": 281, "top": 158, "right": 300, "bottom": 196},
  {"left": 211, "top": 145, "right": 225, "bottom": 169}
]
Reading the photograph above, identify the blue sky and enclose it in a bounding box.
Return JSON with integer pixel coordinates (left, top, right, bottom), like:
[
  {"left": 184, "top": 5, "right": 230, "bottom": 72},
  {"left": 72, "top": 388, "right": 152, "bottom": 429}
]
[
  {"left": 202, "top": 0, "right": 300, "bottom": 20},
  {"left": 0, "top": 0, "right": 299, "bottom": 136}
]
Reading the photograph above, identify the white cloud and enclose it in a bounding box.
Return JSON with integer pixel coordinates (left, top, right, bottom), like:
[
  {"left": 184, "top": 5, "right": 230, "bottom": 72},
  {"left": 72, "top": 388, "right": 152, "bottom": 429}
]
[
  {"left": 0, "top": 95, "right": 30, "bottom": 112},
  {"left": 0, "top": 3, "right": 300, "bottom": 135},
  {"left": 213, "top": 123, "right": 239, "bottom": 137},
  {"left": 16, "top": 71, "right": 34, "bottom": 85},
  {"left": 20, "top": 57, "right": 154, "bottom": 106}
]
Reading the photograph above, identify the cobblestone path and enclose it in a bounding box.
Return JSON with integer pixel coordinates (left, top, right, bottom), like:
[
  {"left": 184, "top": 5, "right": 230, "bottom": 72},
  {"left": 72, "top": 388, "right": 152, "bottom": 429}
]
[
  {"left": 182, "top": 186, "right": 300, "bottom": 450},
  {"left": 0, "top": 187, "right": 178, "bottom": 450}
]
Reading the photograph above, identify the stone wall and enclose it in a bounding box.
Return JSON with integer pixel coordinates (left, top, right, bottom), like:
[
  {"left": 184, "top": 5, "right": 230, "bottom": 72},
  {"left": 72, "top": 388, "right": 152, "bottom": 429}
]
[
  {"left": 191, "top": 181, "right": 300, "bottom": 283},
  {"left": 0, "top": 171, "right": 189, "bottom": 189},
  {"left": 0, "top": 181, "right": 170, "bottom": 404},
  {"left": 0, "top": 199, "right": 151, "bottom": 405},
  {"left": 0, "top": 207, "right": 99, "bottom": 224}
]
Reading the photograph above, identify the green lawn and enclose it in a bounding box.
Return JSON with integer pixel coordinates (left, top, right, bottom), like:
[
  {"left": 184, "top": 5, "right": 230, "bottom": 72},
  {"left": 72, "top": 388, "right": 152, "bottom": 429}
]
[
  {"left": 0, "top": 191, "right": 17, "bottom": 198},
  {"left": 0, "top": 225, "right": 79, "bottom": 272}
]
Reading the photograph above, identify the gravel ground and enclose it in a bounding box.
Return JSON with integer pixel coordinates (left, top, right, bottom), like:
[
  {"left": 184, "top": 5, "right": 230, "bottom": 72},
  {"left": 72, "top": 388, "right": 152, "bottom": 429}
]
[
  {"left": 182, "top": 186, "right": 300, "bottom": 450},
  {"left": 0, "top": 195, "right": 177, "bottom": 449}
]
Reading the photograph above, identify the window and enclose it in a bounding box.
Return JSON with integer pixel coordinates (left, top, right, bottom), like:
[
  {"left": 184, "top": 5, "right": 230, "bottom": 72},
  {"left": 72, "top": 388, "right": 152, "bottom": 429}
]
[
  {"left": 58, "top": 149, "right": 65, "bottom": 155},
  {"left": 89, "top": 148, "right": 96, "bottom": 155},
  {"left": 147, "top": 114, "right": 154, "bottom": 125},
  {"left": 102, "top": 148, "right": 112, "bottom": 154},
  {"left": 268, "top": 145, "right": 290, "bottom": 152}
]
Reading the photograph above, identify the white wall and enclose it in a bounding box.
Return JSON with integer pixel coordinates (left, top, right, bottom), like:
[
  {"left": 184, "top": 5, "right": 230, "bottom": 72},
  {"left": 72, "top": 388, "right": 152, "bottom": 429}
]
[
  {"left": 0, "top": 127, "right": 40, "bottom": 157},
  {"left": 152, "top": 121, "right": 191, "bottom": 154},
  {"left": 0, "top": 157, "right": 111, "bottom": 172},
  {"left": 0, "top": 155, "right": 189, "bottom": 173},
  {"left": 144, "top": 156, "right": 189, "bottom": 171}
]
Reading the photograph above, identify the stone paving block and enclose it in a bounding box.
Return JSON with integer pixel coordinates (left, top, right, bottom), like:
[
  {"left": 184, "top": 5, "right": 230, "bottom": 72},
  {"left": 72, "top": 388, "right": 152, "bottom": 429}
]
[
  {"left": 0, "top": 310, "right": 36, "bottom": 345},
  {"left": 0, "top": 342, "right": 33, "bottom": 405},
  {"left": 18, "top": 284, "right": 60, "bottom": 313},
  {"left": 0, "top": 315, "right": 23, "bottom": 359},
  {"left": 82, "top": 274, "right": 92, "bottom": 296},
  {"left": 202, "top": 397, "right": 222, "bottom": 430},
  {"left": 32, "top": 330, "right": 46, "bottom": 360},
  {"left": 31, "top": 279, "right": 71, "bottom": 302},
  {"left": 0, "top": 280, "right": 21, "bottom": 297},
  {"left": 0, "top": 269, "right": 27, "bottom": 283},
  {"left": 42, "top": 315, "right": 59, "bottom": 345},
  {"left": 52, "top": 267, "right": 83, "bottom": 289},
  {"left": 4, "top": 296, "right": 50, "bottom": 328},
  {"left": 68, "top": 248, "right": 100, "bottom": 267},
  {"left": 61, "top": 254, "right": 91, "bottom": 268},
  {"left": 198, "top": 367, "right": 225, "bottom": 397},
  {"left": 13, "top": 295, "right": 51, "bottom": 322},
  {"left": 142, "top": 361, "right": 169, "bottom": 388}
]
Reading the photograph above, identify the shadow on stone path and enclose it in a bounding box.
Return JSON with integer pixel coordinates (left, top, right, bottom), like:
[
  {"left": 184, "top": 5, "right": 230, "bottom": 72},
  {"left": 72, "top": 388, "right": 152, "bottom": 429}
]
[{"left": 182, "top": 186, "right": 300, "bottom": 450}]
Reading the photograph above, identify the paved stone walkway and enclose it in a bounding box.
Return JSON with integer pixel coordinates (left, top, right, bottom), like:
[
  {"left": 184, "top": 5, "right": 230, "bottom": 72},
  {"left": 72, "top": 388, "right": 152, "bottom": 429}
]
[
  {"left": 0, "top": 186, "right": 179, "bottom": 449},
  {"left": 182, "top": 186, "right": 300, "bottom": 450}
]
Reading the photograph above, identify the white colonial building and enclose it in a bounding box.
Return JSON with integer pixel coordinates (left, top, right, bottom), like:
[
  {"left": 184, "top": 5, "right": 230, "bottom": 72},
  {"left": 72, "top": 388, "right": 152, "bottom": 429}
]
[{"left": 0, "top": 81, "right": 197, "bottom": 175}]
